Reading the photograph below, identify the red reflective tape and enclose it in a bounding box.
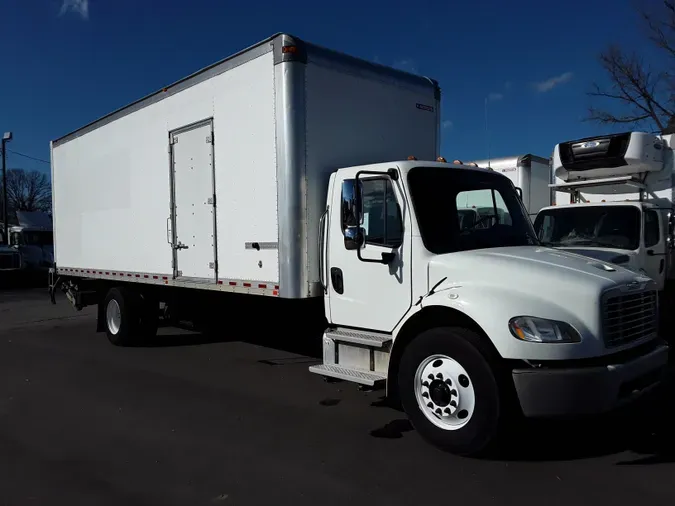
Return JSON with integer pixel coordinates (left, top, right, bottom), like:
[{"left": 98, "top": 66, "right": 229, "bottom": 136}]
[
  {"left": 153, "top": 275, "right": 158, "bottom": 279},
  {"left": 135, "top": 274, "right": 140, "bottom": 278},
  {"left": 229, "top": 281, "right": 236, "bottom": 286},
  {"left": 243, "top": 282, "right": 251, "bottom": 288},
  {"left": 258, "top": 283, "right": 267, "bottom": 289},
  {"left": 105, "top": 272, "right": 110, "bottom": 275},
  {"left": 217, "top": 280, "right": 223, "bottom": 285},
  {"left": 127, "top": 274, "right": 132, "bottom": 277},
  {"left": 162, "top": 276, "right": 168, "bottom": 280}
]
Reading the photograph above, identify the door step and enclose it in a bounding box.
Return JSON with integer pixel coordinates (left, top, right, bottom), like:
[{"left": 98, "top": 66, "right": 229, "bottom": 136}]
[
  {"left": 309, "top": 364, "right": 386, "bottom": 387},
  {"left": 326, "top": 328, "right": 392, "bottom": 348}
]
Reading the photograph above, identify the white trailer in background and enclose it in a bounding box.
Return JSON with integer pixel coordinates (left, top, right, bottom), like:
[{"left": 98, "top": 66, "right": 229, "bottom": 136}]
[
  {"left": 49, "top": 34, "right": 668, "bottom": 456},
  {"left": 467, "top": 154, "right": 552, "bottom": 218}
]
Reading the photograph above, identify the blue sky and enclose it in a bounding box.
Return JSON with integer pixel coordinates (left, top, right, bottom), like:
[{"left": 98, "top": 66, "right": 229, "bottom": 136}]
[{"left": 0, "top": 0, "right": 659, "bottom": 176}]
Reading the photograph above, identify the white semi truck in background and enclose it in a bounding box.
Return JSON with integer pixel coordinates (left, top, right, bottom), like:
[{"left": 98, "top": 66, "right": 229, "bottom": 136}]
[
  {"left": 533, "top": 132, "right": 675, "bottom": 332},
  {"left": 48, "top": 34, "right": 668, "bottom": 456}
]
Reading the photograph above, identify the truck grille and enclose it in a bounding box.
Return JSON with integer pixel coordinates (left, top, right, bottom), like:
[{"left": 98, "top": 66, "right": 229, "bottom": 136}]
[
  {"left": 0, "top": 253, "right": 20, "bottom": 270},
  {"left": 603, "top": 290, "right": 657, "bottom": 347}
]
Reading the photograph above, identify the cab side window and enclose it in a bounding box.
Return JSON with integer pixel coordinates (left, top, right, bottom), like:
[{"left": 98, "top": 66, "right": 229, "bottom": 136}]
[
  {"left": 361, "top": 178, "right": 403, "bottom": 248},
  {"left": 644, "top": 210, "right": 660, "bottom": 248}
]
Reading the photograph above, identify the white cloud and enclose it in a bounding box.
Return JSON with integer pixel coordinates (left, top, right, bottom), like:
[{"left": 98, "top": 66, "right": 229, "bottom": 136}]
[
  {"left": 487, "top": 92, "right": 504, "bottom": 102},
  {"left": 393, "top": 59, "right": 418, "bottom": 74},
  {"left": 442, "top": 120, "right": 453, "bottom": 129},
  {"left": 534, "top": 72, "right": 573, "bottom": 93},
  {"left": 59, "top": 0, "right": 89, "bottom": 19}
]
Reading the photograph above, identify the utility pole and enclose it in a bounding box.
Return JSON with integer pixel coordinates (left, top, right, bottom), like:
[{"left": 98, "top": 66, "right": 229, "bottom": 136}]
[{"left": 1, "top": 131, "right": 12, "bottom": 243}]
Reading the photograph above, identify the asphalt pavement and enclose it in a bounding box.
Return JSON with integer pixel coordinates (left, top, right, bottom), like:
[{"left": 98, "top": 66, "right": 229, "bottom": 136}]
[{"left": 1, "top": 287, "right": 674, "bottom": 505}]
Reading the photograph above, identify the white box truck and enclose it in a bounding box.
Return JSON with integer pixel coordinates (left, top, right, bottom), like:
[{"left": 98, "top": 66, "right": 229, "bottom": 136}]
[
  {"left": 49, "top": 34, "right": 668, "bottom": 456},
  {"left": 467, "top": 154, "right": 553, "bottom": 217},
  {"left": 533, "top": 132, "right": 675, "bottom": 305}
]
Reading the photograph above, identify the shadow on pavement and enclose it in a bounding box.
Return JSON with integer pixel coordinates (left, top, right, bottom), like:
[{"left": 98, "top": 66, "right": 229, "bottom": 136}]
[{"left": 366, "top": 369, "right": 675, "bottom": 463}]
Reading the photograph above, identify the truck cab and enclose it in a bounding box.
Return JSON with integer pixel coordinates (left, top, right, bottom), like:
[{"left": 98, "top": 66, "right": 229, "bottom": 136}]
[
  {"left": 313, "top": 157, "right": 668, "bottom": 455},
  {"left": 7, "top": 211, "right": 54, "bottom": 272},
  {"left": 0, "top": 228, "right": 23, "bottom": 274},
  {"left": 533, "top": 132, "right": 675, "bottom": 293}
]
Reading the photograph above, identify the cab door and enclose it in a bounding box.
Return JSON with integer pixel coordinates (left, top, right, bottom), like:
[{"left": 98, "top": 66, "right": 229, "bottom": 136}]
[
  {"left": 642, "top": 208, "right": 667, "bottom": 290},
  {"left": 326, "top": 170, "right": 412, "bottom": 331}
]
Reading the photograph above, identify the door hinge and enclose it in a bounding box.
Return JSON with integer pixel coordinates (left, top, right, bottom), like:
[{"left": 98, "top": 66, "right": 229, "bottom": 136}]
[
  {"left": 170, "top": 136, "right": 178, "bottom": 144},
  {"left": 206, "top": 134, "right": 213, "bottom": 144},
  {"left": 207, "top": 195, "right": 216, "bottom": 205},
  {"left": 176, "top": 270, "right": 183, "bottom": 277},
  {"left": 209, "top": 262, "right": 216, "bottom": 270}
]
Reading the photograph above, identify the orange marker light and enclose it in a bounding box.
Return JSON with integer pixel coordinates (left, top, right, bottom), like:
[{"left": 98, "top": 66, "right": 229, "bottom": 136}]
[
  {"left": 437, "top": 157, "right": 447, "bottom": 162},
  {"left": 408, "top": 155, "right": 418, "bottom": 160},
  {"left": 453, "top": 159, "right": 463, "bottom": 164},
  {"left": 282, "top": 45, "right": 298, "bottom": 54}
]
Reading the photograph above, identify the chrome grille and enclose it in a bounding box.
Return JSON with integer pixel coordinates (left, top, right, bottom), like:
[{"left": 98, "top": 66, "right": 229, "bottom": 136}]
[{"left": 603, "top": 290, "right": 657, "bottom": 347}]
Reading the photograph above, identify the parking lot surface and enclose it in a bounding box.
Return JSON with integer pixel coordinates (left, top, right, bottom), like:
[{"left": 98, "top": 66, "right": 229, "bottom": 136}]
[{"left": 1, "top": 288, "right": 674, "bottom": 505}]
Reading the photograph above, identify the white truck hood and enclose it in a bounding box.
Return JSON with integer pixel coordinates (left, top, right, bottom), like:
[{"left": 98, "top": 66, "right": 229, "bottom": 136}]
[{"left": 425, "top": 246, "right": 655, "bottom": 360}]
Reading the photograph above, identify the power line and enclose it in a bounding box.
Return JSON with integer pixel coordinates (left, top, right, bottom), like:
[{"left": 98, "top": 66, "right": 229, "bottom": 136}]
[{"left": 6, "top": 149, "right": 50, "bottom": 165}]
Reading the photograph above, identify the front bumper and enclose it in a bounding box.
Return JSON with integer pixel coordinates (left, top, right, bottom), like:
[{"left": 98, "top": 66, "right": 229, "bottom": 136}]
[{"left": 512, "top": 341, "right": 669, "bottom": 418}]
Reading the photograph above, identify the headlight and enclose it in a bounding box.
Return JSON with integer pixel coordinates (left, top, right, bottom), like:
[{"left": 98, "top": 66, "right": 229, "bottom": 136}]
[{"left": 508, "top": 316, "right": 581, "bottom": 343}]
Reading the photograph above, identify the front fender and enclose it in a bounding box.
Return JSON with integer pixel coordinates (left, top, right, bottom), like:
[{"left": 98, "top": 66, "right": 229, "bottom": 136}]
[{"left": 418, "top": 283, "right": 602, "bottom": 361}]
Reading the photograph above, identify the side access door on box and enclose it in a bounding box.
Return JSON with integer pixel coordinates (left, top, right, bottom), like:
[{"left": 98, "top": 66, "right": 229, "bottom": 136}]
[{"left": 169, "top": 119, "right": 218, "bottom": 281}]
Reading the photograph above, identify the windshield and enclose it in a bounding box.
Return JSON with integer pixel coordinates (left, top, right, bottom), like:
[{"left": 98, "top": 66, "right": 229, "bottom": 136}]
[
  {"left": 407, "top": 166, "right": 538, "bottom": 254},
  {"left": 18, "top": 230, "right": 54, "bottom": 247},
  {"left": 533, "top": 205, "right": 640, "bottom": 250}
]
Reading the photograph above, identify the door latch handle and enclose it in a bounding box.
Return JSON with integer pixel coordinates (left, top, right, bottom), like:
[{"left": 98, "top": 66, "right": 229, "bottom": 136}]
[{"left": 174, "top": 242, "right": 189, "bottom": 250}]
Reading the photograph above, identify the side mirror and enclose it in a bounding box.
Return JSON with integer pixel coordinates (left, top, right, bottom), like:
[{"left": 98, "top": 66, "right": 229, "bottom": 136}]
[{"left": 344, "top": 226, "right": 365, "bottom": 250}]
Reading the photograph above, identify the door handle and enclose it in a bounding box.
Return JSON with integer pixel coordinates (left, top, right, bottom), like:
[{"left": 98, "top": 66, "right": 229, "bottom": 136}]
[
  {"left": 175, "top": 242, "right": 189, "bottom": 250},
  {"left": 330, "top": 267, "right": 344, "bottom": 294},
  {"left": 647, "top": 249, "right": 655, "bottom": 256}
]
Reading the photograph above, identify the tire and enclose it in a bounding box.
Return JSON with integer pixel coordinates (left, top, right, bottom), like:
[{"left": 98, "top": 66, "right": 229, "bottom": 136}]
[
  {"left": 398, "top": 326, "right": 501, "bottom": 456},
  {"left": 103, "top": 287, "right": 140, "bottom": 346}
]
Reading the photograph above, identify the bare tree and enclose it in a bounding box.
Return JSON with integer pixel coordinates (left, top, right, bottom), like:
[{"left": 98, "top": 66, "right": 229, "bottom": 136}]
[
  {"left": 4, "top": 169, "right": 52, "bottom": 213},
  {"left": 587, "top": 0, "right": 675, "bottom": 133}
]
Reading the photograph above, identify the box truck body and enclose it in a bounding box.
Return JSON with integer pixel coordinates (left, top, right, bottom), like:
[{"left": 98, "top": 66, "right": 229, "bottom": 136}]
[
  {"left": 467, "top": 154, "right": 552, "bottom": 217},
  {"left": 51, "top": 33, "right": 441, "bottom": 299}
]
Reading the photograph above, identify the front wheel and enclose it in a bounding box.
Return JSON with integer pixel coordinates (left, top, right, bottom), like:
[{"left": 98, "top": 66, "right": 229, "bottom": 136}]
[{"left": 398, "top": 326, "right": 502, "bottom": 456}]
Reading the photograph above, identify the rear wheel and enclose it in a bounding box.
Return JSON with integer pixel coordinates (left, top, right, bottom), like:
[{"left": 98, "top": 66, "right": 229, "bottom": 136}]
[
  {"left": 103, "top": 287, "right": 140, "bottom": 346},
  {"left": 398, "top": 326, "right": 502, "bottom": 456}
]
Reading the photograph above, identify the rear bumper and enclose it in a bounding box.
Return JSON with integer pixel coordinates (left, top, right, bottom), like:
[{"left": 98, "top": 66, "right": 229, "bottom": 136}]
[{"left": 512, "top": 341, "right": 669, "bottom": 418}]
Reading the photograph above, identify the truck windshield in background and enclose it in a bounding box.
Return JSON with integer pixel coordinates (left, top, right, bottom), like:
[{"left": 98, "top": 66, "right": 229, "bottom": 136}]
[
  {"left": 533, "top": 205, "right": 640, "bottom": 250},
  {"left": 407, "top": 167, "right": 538, "bottom": 254},
  {"left": 14, "top": 231, "right": 54, "bottom": 247}
]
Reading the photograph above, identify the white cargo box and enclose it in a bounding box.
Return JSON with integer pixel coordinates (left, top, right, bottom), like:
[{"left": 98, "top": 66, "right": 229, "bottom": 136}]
[
  {"left": 468, "top": 154, "right": 551, "bottom": 216},
  {"left": 51, "top": 33, "right": 441, "bottom": 299}
]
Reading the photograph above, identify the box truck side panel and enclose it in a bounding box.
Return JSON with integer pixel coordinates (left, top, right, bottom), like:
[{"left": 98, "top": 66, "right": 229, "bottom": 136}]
[
  {"left": 52, "top": 48, "right": 278, "bottom": 285},
  {"left": 303, "top": 58, "right": 440, "bottom": 293},
  {"left": 528, "top": 161, "right": 552, "bottom": 215},
  {"left": 52, "top": 102, "right": 174, "bottom": 275},
  {"left": 211, "top": 51, "right": 278, "bottom": 284}
]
